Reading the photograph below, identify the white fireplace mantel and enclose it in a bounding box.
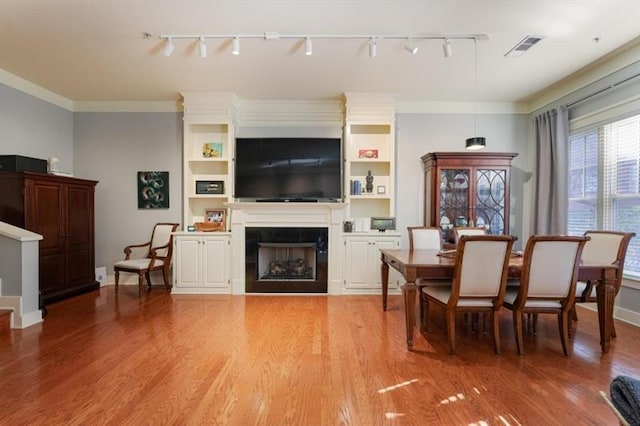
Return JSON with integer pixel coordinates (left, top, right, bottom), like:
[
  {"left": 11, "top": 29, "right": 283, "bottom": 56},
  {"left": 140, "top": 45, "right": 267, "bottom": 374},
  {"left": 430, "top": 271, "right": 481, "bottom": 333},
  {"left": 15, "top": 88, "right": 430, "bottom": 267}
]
[{"left": 227, "top": 202, "right": 346, "bottom": 294}]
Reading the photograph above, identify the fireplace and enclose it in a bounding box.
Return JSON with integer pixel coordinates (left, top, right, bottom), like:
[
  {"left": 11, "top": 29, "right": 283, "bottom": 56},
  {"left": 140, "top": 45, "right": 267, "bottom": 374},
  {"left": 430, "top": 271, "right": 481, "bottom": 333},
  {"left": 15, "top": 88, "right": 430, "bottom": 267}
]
[{"left": 245, "top": 227, "right": 328, "bottom": 293}]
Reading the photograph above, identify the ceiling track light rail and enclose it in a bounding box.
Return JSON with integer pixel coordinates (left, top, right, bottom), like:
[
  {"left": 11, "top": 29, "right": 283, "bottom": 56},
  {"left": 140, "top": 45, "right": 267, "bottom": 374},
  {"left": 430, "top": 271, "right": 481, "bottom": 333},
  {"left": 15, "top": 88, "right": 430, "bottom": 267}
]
[{"left": 157, "top": 32, "right": 489, "bottom": 56}]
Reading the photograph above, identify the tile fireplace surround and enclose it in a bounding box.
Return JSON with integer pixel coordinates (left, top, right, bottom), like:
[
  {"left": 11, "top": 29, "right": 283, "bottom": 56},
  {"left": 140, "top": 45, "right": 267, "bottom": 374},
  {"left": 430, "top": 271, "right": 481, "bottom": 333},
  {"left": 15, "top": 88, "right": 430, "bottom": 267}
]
[{"left": 228, "top": 202, "right": 346, "bottom": 295}]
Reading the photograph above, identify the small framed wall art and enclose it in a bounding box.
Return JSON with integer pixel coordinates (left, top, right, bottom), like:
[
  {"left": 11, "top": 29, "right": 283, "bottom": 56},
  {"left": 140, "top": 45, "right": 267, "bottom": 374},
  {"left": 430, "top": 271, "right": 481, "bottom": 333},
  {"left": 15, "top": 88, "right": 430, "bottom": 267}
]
[{"left": 137, "top": 171, "right": 169, "bottom": 209}]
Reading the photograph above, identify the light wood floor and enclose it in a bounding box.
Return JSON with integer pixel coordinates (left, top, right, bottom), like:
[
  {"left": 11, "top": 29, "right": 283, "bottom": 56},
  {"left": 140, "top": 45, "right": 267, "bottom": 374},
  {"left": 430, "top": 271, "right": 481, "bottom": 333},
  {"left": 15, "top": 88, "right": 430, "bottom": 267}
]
[{"left": 1, "top": 287, "right": 638, "bottom": 425}]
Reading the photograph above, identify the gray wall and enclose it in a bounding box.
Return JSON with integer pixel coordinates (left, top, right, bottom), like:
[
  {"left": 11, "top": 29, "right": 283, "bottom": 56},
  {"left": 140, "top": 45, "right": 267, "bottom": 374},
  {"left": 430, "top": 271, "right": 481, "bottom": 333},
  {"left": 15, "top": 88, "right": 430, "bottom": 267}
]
[
  {"left": 73, "top": 112, "right": 182, "bottom": 272},
  {"left": 0, "top": 84, "right": 73, "bottom": 172},
  {"left": 396, "top": 112, "right": 531, "bottom": 250}
]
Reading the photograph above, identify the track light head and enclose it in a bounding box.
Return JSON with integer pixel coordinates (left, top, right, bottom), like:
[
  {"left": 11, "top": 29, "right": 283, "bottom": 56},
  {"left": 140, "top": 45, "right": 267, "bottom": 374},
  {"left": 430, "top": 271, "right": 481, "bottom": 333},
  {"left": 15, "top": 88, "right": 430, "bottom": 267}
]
[
  {"left": 232, "top": 36, "right": 240, "bottom": 55},
  {"left": 443, "top": 39, "right": 452, "bottom": 58},
  {"left": 368, "top": 38, "right": 377, "bottom": 58},
  {"left": 163, "top": 37, "right": 175, "bottom": 57},
  {"left": 305, "top": 37, "right": 313, "bottom": 56},
  {"left": 199, "top": 37, "right": 207, "bottom": 58},
  {"left": 404, "top": 39, "right": 418, "bottom": 55}
]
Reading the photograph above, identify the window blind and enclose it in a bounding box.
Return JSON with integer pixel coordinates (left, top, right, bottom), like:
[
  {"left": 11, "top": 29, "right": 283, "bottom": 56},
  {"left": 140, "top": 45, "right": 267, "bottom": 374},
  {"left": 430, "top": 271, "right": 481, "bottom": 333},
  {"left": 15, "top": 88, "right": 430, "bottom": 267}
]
[{"left": 568, "top": 113, "right": 640, "bottom": 278}]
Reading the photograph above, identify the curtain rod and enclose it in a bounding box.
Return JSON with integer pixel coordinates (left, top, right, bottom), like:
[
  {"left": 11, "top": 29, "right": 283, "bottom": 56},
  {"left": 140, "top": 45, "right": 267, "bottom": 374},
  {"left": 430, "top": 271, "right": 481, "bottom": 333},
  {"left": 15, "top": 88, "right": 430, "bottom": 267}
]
[{"left": 563, "top": 72, "right": 640, "bottom": 109}]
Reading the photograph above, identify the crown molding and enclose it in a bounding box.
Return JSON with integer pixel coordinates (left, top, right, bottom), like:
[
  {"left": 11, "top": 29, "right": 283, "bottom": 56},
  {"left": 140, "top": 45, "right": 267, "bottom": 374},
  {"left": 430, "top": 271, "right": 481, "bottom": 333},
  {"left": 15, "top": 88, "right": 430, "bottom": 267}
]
[
  {"left": 0, "top": 69, "right": 73, "bottom": 111},
  {"left": 73, "top": 100, "right": 182, "bottom": 112},
  {"left": 396, "top": 101, "right": 529, "bottom": 114}
]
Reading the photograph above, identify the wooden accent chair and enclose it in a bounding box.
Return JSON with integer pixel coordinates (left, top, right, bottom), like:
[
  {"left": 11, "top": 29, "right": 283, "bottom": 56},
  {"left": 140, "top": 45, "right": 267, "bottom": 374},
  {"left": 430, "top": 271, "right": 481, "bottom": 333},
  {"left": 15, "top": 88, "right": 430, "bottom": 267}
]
[
  {"left": 421, "top": 234, "right": 515, "bottom": 355},
  {"left": 114, "top": 222, "right": 179, "bottom": 296},
  {"left": 573, "top": 230, "right": 635, "bottom": 336},
  {"left": 452, "top": 227, "right": 487, "bottom": 245},
  {"left": 503, "top": 235, "right": 589, "bottom": 356}
]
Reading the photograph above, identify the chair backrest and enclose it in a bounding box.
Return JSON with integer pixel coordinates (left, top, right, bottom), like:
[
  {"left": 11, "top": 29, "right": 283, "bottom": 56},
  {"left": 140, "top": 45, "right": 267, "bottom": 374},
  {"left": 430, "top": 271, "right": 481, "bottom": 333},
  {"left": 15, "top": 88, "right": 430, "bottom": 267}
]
[
  {"left": 150, "top": 223, "right": 179, "bottom": 258},
  {"left": 518, "top": 235, "right": 589, "bottom": 302},
  {"left": 581, "top": 230, "right": 635, "bottom": 268},
  {"left": 453, "top": 227, "right": 487, "bottom": 244},
  {"left": 407, "top": 226, "right": 442, "bottom": 250},
  {"left": 450, "top": 235, "right": 515, "bottom": 304}
]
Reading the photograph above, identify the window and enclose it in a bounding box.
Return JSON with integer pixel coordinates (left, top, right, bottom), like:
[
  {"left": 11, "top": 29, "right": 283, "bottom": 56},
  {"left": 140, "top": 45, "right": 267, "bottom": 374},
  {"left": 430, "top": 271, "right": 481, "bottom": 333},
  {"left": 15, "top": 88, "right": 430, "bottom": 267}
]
[{"left": 568, "top": 114, "right": 640, "bottom": 278}]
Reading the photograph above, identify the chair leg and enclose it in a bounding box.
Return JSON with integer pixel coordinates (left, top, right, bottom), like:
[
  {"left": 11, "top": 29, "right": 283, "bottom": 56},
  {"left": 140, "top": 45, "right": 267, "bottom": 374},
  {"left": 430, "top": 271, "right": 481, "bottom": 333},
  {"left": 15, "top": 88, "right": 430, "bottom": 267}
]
[
  {"left": 447, "top": 310, "right": 456, "bottom": 355},
  {"left": 422, "top": 296, "right": 430, "bottom": 332},
  {"left": 138, "top": 272, "right": 145, "bottom": 296},
  {"left": 492, "top": 310, "right": 501, "bottom": 355},
  {"left": 558, "top": 311, "right": 571, "bottom": 357},
  {"left": 145, "top": 271, "right": 152, "bottom": 289},
  {"left": 513, "top": 311, "right": 524, "bottom": 355},
  {"left": 162, "top": 266, "right": 172, "bottom": 290},
  {"left": 114, "top": 270, "right": 120, "bottom": 294},
  {"left": 532, "top": 313, "right": 538, "bottom": 335},
  {"left": 611, "top": 321, "right": 617, "bottom": 338}
]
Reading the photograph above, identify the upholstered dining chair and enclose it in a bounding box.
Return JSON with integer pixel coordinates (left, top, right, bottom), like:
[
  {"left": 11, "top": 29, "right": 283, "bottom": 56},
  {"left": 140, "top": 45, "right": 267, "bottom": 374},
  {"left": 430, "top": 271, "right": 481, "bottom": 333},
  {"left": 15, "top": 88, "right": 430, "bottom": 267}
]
[
  {"left": 408, "top": 226, "right": 442, "bottom": 251},
  {"left": 114, "top": 222, "right": 179, "bottom": 296},
  {"left": 452, "top": 227, "right": 487, "bottom": 245},
  {"left": 407, "top": 226, "right": 447, "bottom": 325},
  {"left": 573, "top": 230, "right": 635, "bottom": 336},
  {"left": 503, "top": 235, "right": 589, "bottom": 356},
  {"left": 421, "top": 234, "right": 515, "bottom": 355}
]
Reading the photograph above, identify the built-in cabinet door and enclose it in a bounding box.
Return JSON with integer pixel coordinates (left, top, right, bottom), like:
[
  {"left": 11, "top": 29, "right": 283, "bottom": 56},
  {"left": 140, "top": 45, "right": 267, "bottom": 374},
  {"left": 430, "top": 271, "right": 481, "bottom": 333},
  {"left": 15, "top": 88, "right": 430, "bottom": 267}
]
[
  {"left": 175, "top": 237, "right": 201, "bottom": 288},
  {"left": 201, "top": 237, "right": 228, "bottom": 288},
  {"left": 344, "top": 238, "right": 371, "bottom": 288},
  {"left": 372, "top": 239, "right": 398, "bottom": 288}
]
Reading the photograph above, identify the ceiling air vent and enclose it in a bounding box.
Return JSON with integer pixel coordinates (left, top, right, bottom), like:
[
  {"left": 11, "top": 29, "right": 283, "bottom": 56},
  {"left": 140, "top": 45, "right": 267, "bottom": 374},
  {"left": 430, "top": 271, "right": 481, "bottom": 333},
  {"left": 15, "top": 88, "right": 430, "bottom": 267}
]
[{"left": 504, "top": 35, "right": 544, "bottom": 57}]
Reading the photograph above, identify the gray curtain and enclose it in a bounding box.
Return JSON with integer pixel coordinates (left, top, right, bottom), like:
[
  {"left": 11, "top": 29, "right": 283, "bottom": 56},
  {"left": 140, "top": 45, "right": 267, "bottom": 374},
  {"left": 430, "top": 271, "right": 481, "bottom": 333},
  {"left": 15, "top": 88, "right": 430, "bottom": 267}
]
[{"left": 533, "top": 107, "right": 569, "bottom": 234}]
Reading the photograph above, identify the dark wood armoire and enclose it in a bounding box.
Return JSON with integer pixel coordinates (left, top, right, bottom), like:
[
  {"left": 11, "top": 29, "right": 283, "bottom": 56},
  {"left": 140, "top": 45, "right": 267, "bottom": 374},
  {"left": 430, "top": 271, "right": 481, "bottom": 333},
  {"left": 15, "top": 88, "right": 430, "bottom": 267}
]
[{"left": 0, "top": 171, "right": 99, "bottom": 304}]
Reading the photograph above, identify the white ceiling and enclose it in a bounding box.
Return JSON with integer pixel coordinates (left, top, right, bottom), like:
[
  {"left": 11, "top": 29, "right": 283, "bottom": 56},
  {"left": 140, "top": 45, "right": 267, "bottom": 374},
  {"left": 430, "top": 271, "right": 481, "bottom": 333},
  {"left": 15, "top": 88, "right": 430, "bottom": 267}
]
[{"left": 1, "top": 1, "right": 639, "bottom": 105}]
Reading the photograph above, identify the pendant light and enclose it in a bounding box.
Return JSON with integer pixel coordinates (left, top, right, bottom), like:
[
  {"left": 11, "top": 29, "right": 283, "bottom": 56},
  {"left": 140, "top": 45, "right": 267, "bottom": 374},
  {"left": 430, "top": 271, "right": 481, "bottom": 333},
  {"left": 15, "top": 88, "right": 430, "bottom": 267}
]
[{"left": 466, "top": 38, "right": 486, "bottom": 150}]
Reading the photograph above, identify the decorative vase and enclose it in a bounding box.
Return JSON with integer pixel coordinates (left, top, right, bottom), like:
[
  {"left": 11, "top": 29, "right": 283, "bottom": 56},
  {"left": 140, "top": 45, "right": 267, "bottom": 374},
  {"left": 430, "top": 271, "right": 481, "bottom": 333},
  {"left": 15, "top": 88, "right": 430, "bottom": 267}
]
[{"left": 366, "top": 170, "right": 374, "bottom": 193}]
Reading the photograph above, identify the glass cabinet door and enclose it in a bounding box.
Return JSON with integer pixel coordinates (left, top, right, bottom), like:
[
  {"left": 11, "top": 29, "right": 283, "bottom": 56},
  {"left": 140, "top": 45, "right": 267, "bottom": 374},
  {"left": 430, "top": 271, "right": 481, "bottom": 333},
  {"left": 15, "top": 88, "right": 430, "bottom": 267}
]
[
  {"left": 439, "top": 169, "right": 470, "bottom": 226},
  {"left": 475, "top": 169, "right": 506, "bottom": 235}
]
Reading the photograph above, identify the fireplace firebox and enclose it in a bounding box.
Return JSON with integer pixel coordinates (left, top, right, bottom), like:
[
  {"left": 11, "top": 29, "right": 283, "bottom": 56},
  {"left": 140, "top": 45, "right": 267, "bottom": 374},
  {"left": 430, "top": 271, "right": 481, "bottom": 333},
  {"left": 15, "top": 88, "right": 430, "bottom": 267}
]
[{"left": 245, "top": 227, "right": 328, "bottom": 293}]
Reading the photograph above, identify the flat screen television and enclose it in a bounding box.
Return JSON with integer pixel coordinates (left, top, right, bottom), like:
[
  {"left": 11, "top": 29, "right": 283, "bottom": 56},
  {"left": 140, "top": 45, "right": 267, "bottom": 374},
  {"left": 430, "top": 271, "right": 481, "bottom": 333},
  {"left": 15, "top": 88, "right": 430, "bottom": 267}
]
[{"left": 235, "top": 137, "right": 342, "bottom": 201}]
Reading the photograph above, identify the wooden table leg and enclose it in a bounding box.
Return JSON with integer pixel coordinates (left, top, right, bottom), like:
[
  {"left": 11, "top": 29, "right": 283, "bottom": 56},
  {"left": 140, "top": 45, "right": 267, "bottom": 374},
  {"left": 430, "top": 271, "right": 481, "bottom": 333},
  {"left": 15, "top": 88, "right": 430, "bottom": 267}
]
[
  {"left": 402, "top": 268, "right": 418, "bottom": 350},
  {"left": 381, "top": 258, "right": 389, "bottom": 311},
  {"left": 595, "top": 278, "right": 616, "bottom": 353}
]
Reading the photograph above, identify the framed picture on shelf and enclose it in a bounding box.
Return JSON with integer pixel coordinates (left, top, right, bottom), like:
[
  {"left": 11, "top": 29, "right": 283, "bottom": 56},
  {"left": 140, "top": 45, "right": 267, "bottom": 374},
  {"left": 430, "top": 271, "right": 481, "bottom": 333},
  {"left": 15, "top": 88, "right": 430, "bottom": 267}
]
[
  {"left": 206, "top": 208, "right": 225, "bottom": 222},
  {"left": 358, "top": 149, "right": 378, "bottom": 159},
  {"left": 377, "top": 185, "right": 386, "bottom": 194},
  {"left": 202, "top": 142, "right": 223, "bottom": 158}
]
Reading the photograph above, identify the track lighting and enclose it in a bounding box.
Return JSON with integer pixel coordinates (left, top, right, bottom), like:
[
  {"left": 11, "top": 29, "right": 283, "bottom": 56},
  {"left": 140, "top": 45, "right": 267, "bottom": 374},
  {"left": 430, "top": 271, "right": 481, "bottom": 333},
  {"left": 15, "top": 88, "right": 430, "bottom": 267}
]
[
  {"left": 369, "top": 38, "right": 377, "bottom": 58},
  {"left": 443, "top": 39, "right": 452, "bottom": 58},
  {"left": 305, "top": 37, "right": 313, "bottom": 56},
  {"left": 157, "top": 33, "right": 489, "bottom": 59},
  {"left": 404, "top": 39, "right": 418, "bottom": 55},
  {"left": 199, "top": 37, "right": 207, "bottom": 58},
  {"left": 232, "top": 36, "right": 240, "bottom": 55},
  {"left": 163, "top": 37, "right": 175, "bottom": 57}
]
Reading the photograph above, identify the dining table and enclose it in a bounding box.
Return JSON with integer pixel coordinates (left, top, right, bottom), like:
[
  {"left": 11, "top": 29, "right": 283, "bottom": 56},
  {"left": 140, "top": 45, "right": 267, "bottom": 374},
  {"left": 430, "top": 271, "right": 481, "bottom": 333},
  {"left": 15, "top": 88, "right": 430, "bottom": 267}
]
[{"left": 379, "top": 248, "right": 621, "bottom": 353}]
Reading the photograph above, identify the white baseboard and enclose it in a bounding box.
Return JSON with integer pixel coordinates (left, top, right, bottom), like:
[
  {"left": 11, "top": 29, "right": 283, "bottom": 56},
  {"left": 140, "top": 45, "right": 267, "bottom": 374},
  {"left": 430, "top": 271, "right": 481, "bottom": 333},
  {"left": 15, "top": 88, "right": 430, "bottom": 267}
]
[
  {"left": 0, "top": 295, "right": 42, "bottom": 329},
  {"left": 579, "top": 303, "right": 640, "bottom": 328}
]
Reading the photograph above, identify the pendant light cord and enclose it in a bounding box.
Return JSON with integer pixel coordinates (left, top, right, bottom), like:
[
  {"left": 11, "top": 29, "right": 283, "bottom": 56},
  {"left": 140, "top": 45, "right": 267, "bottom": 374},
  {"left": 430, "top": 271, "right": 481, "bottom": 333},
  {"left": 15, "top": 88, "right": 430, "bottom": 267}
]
[{"left": 473, "top": 38, "right": 478, "bottom": 137}]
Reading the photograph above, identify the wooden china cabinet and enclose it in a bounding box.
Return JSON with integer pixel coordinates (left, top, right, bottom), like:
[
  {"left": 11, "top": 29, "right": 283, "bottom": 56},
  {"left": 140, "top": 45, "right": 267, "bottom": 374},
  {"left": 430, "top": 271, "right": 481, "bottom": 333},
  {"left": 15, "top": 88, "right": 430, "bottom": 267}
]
[
  {"left": 421, "top": 152, "right": 517, "bottom": 245},
  {"left": 0, "top": 172, "right": 99, "bottom": 304}
]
